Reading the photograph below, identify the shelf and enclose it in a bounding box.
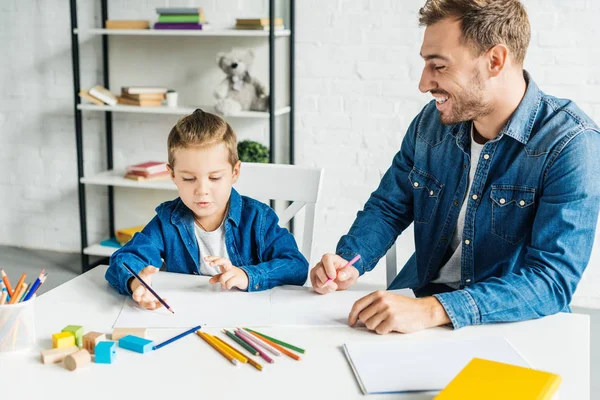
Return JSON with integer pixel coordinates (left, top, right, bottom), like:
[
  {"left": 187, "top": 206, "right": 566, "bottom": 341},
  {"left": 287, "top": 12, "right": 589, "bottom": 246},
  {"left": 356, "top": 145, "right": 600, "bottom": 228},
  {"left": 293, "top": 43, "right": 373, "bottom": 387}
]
[
  {"left": 81, "top": 170, "right": 177, "bottom": 191},
  {"left": 77, "top": 104, "right": 291, "bottom": 119},
  {"left": 83, "top": 243, "right": 118, "bottom": 257},
  {"left": 74, "top": 28, "right": 291, "bottom": 37}
]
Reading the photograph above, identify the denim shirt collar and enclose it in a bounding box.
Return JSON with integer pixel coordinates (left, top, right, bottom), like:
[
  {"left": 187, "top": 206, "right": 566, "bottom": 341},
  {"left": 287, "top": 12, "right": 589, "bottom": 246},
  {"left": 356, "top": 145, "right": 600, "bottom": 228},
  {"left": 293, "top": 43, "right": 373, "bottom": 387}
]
[{"left": 451, "top": 70, "right": 541, "bottom": 145}]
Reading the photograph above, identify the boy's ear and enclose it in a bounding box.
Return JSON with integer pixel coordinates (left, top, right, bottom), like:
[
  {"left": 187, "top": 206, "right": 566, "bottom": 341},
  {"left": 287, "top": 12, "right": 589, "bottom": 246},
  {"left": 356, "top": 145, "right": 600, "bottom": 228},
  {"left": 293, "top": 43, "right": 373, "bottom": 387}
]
[
  {"left": 231, "top": 160, "right": 241, "bottom": 184},
  {"left": 166, "top": 164, "right": 175, "bottom": 180}
]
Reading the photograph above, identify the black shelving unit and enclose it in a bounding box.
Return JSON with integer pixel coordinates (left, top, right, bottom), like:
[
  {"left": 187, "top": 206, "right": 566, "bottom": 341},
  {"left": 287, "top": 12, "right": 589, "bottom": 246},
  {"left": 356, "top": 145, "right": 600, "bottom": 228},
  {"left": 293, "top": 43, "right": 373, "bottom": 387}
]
[{"left": 69, "top": 0, "right": 295, "bottom": 273}]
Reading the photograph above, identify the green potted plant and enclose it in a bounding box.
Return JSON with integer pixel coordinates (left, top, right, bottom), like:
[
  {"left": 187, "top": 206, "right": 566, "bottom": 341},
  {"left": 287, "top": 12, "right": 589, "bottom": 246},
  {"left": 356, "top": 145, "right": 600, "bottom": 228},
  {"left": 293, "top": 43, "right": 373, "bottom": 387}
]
[{"left": 237, "top": 140, "right": 269, "bottom": 163}]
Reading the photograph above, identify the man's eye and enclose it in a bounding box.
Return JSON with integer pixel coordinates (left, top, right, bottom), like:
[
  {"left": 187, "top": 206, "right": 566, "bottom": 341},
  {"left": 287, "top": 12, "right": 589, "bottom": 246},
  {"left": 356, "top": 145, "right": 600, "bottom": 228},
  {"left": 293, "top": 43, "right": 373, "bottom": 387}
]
[{"left": 435, "top": 66, "right": 446, "bottom": 71}]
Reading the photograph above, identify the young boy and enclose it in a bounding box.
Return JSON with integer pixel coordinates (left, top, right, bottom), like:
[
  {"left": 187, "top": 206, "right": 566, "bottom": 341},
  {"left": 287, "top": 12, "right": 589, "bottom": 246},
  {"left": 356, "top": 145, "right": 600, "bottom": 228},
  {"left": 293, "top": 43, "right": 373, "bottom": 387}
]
[{"left": 105, "top": 109, "right": 308, "bottom": 310}]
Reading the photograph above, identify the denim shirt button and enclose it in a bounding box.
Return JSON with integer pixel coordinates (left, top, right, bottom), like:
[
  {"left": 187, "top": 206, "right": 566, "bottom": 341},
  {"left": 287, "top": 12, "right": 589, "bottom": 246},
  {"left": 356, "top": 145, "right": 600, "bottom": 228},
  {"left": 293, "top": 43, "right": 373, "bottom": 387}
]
[
  {"left": 483, "top": 154, "right": 490, "bottom": 160},
  {"left": 255, "top": 284, "right": 259, "bottom": 290},
  {"left": 454, "top": 200, "right": 459, "bottom": 206},
  {"left": 413, "top": 182, "right": 419, "bottom": 188},
  {"left": 472, "top": 194, "right": 478, "bottom": 200},
  {"left": 464, "top": 239, "right": 471, "bottom": 245},
  {"left": 441, "top": 236, "right": 447, "bottom": 242}
]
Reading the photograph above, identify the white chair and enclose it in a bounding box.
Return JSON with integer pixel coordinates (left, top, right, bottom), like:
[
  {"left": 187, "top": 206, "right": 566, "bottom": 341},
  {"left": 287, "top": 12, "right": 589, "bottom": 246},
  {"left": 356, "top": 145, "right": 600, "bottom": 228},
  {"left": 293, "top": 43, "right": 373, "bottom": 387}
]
[
  {"left": 233, "top": 162, "right": 324, "bottom": 263},
  {"left": 386, "top": 242, "right": 398, "bottom": 288}
]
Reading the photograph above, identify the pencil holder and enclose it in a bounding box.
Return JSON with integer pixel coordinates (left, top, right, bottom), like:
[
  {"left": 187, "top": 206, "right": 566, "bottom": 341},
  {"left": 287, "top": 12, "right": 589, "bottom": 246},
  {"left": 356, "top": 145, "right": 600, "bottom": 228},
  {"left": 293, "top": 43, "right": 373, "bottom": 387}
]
[{"left": 0, "top": 297, "right": 36, "bottom": 354}]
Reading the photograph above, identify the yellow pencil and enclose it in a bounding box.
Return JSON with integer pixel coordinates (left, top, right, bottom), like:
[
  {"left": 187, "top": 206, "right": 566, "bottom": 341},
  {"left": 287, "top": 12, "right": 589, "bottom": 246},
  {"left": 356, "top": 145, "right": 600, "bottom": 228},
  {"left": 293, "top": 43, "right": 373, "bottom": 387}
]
[
  {"left": 197, "top": 331, "right": 238, "bottom": 366},
  {"left": 212, "top": 335, "right": 248, "bottom": 364},
  {"left": 221, "top": 330, "right": 263, "bottom": 371}
]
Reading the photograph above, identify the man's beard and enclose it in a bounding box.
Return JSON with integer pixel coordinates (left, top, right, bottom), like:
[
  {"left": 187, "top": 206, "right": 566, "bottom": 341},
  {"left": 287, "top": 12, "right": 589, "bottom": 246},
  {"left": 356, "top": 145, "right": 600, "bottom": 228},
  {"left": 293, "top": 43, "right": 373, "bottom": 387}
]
[{"left": 439, "top": 70, "right": 493, "bottom": 126}]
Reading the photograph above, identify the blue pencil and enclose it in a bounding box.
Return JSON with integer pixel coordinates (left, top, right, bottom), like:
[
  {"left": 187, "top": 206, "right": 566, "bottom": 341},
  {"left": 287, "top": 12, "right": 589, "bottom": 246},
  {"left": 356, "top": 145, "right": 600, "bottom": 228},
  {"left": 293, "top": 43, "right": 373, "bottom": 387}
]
[
  {"left": 123, "top": 262, "right": 175, "bottom": 314},
  {"left": 153, "top": 325, "right": 202, "bottom": 350},
  {"left": 23, "top": 271, "right": 47, "bottom": 302}
]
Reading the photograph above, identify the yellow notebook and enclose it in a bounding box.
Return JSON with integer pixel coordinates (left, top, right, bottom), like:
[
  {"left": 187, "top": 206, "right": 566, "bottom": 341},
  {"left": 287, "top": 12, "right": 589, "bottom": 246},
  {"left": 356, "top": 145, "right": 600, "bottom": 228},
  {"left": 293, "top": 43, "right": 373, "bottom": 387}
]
[
  {"left": 435, "top": 358, "right": 561, "bottom": 400},
  {"left": 116, "top": 226, "right": 145, "bottom": 245}
]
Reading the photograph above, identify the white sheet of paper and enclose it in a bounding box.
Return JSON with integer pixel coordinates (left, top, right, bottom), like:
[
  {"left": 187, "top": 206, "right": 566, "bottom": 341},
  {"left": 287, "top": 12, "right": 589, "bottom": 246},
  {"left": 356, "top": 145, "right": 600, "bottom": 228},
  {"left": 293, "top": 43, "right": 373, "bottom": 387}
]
[
  {"left": 113, "top": 285, "right": 271, "bottom": 328},
  {"left": 343, "top": 336, "right": 530, "bottom": 394}
]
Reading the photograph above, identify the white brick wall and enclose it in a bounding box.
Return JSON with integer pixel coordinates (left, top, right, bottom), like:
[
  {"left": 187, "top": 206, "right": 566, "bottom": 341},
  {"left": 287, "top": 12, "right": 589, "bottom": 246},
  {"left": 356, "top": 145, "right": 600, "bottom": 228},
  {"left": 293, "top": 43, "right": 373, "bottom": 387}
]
[{"left": 1, "top": 0, "right": 599, "bottom": 307}]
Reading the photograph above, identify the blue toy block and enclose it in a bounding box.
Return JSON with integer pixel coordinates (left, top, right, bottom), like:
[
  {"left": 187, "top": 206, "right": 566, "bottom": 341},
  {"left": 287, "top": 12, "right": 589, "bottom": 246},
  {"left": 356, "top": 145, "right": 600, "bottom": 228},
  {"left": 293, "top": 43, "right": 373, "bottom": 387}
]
[
  {"left": 95, "top": 341, "right": 116, "bottom": 364},
  {"left": 119, "top": 335, "right": 154, "bottom": 354}
]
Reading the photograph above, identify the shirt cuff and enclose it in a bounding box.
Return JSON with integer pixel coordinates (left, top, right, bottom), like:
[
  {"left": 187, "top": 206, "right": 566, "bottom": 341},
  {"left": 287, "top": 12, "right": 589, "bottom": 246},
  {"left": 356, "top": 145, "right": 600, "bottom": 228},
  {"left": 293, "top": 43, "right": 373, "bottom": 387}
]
[
  {"left": 337, "top": 251, "right": 364, "bottom": 275},
  {"left": 238, "top": 264, "right": 267, "bottom": 292},
  {"left": 433, "top": 289, "right": 481, "bottom": 329}
]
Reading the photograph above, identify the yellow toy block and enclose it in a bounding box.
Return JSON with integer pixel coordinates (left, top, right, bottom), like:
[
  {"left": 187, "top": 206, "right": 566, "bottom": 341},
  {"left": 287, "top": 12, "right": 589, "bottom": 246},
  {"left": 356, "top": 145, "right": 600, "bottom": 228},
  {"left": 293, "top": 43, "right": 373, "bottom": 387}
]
[{"left": 52, "top": 332, "right": 75, "bottom": 348}]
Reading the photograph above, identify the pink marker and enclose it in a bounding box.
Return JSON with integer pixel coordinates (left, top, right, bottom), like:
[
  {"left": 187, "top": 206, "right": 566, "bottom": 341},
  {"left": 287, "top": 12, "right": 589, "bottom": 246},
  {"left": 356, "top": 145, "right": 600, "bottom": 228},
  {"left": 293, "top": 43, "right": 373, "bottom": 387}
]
[{"left": 324, "top": 254, "right": 361, "bottom": 287}]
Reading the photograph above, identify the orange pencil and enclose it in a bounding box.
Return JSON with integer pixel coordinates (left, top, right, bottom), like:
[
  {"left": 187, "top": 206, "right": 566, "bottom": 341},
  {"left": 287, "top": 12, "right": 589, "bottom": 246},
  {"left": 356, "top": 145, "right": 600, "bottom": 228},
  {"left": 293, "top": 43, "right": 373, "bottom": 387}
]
[
  {"left": 8, "top": 283, "right": 26, "bottom": 305},
  {"left": 197, "top": 331, "right": 238, "bottom": 366},
  {"left": 1, "top": 270, "right": 14, "bottom": 297},
  {"left": 13, "top": 273, "right": 26, "bottom": 297},
  {"left": 247, "top": 330, "right": 301, "bottom": 361}
]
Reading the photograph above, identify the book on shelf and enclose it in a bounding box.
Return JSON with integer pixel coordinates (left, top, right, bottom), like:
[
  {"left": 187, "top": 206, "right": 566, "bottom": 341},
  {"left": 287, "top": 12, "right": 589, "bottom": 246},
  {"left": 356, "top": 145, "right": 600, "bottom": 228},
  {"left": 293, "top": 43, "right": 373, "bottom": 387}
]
[
  {"left": 88, "top": 85, "right": 117, "bottom": 106},
  {"left": 235, "top": 24, "right": 284, "bottom": 30},
  {"left": 435, "top": 358, "right": 561, "bottom": 400},
  {"left": 236, "top": 18, "right": 284, "bottom": 26},
  {"left": 122, "top": 87, "right": 169, "bottom": 95},
  {"left": 105, "top": 20, "right": 150, "bottom": 29},
  {"left": 123, "top": 171, "right": 171, "bottom": 181},
  {"left": 78, "top": 90, "right": 104, "bottom": 105},
  {"left": 122, "top": 92, "right": 165, "bottom": 101},
  {"left": 117, "top": 95, "right": 162, "bottom": 107},
  {"left": 127, "top": 161, "right": 169, "bottom": 175},
  {"left": 157, "top": 14, "right": 203, "bottom": 23},
  {"left": 115, "top": 226, "right": 145, "bottom": 245},
  {"left": 156, "top": 7, "right": 205, "bottom": 16},
  {"left": 153, "top": 22, "right": 210, "bottom": 30}
]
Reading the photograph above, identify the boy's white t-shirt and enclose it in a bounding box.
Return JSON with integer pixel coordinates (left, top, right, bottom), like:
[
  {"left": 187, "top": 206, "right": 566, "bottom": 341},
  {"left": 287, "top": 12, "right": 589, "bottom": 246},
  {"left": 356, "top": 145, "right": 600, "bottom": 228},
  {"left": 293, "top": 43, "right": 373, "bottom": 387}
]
[{"left": 194, "top": 219, "right": 229, "bottom": 276}]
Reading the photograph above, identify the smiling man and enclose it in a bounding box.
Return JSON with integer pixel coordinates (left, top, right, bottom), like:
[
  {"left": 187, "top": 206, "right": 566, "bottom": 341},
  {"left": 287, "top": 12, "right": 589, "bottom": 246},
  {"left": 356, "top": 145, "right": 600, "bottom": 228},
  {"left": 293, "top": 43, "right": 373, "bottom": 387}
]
[{"left": 310, "top": 0, "right": 600, "bottom": 333}]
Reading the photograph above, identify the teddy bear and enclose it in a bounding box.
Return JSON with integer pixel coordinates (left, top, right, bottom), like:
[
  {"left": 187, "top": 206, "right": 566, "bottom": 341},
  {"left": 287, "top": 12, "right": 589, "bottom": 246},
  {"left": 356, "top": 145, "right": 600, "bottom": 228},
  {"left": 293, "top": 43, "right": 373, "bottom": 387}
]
[{"left": 214, "top": 48, "right": 269, "bottom": 115}]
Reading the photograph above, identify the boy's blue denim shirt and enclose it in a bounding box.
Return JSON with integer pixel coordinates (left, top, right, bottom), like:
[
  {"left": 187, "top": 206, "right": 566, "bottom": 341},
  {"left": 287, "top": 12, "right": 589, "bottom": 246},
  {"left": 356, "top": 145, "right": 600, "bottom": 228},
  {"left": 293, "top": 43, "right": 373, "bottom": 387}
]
[
  {"left": 106, "top": 188, "right": 308, "bottom": 295},
  {"left": 337, "top": 71, "right": 600, "bottom": 329}
]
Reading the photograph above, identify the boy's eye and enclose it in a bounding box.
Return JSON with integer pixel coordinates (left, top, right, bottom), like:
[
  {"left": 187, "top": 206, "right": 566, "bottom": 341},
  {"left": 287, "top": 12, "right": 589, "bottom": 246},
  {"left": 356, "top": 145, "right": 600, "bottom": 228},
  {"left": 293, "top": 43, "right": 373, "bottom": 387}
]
[
  {"left": 182, "top": 177, "right": 195, "bottom": 182},
  {"left": 209, "top": 177, "right": 222, "bottom": 181}
]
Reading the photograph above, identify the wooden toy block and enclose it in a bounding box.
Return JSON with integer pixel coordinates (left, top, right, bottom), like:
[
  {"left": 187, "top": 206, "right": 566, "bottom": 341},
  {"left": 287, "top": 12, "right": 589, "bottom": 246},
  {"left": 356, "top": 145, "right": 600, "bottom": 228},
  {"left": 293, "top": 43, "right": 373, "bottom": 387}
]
[
  {"left": 40, "top": 346, "right": 79, "bottom": 364},
  {"left": 82, "top": 332, "right": 106, "bottom": 354},
  {"left": 95, "top": 341, "right": 116, "bottom": 364},
  {"left": 64, "top": 348, "right": 91, "bottom": 371},
  {"left": 62, "top": 325, "right": 84, "bottom": 347},
  {"left": 111, "top": 327, "right": 147, "bottom": 341},
  {"left": 52, "top": 332, "right": 75, "bottom": 348},
  {"left": 119, "top": 335, "right": 154, "bottom": 354}
]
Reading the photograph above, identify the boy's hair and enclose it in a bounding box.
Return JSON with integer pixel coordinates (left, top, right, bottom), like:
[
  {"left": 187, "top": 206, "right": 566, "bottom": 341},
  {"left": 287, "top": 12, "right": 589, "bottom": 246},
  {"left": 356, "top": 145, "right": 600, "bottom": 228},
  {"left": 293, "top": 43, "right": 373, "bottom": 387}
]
[
  {"left": 167, "top": 109, "right": 239, "bottom": 168},
  {"left": 418, "top": 0, "right": 530, "bottom": 65}
]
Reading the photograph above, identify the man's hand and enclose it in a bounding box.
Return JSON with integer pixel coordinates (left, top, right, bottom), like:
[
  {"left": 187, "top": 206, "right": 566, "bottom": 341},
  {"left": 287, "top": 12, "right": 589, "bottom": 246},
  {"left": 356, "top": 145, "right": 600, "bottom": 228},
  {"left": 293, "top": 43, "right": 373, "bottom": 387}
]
[
  {"left": 130, "top": 266, "right": 167, "bottom": 310},
  {"left": 206, "top": 256, "right": 249, "bottom": 290},
  {"left": 348, "top": 291, "right": 451, "bottom": 334},
  {"left": 310, "top": 253, "right": 360, "bottom": 294}
]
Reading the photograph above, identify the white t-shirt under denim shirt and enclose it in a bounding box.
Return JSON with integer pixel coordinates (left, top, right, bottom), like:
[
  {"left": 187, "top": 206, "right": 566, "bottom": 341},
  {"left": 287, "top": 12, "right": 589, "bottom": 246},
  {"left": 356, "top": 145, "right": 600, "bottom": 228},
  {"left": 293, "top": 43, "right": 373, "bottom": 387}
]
[
  {"left": 432, "top": 124, "right": 486, "bottom": 289},
  {"left": 194, "top": 219, "right": 229, "bottom": 276}
]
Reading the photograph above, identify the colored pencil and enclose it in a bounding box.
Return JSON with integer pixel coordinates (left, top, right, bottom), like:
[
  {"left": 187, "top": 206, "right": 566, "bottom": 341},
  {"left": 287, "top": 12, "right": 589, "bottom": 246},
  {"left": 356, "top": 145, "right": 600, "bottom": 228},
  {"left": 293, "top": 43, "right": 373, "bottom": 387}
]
[
  {"left": 8, "top": 283, "right": 26, "bottom": 305},
  {"left": 1, "top": 270, "right": 14, "bottom": 297},
  {"left": 216, "top": 335, "right": 262, "bottom": 371},
  {"left": 246, "top": 330, "right": 302, "bottom": 361},
  {"left": 223, "top": 329, "right": 259, "bottom": 356},
  {"left": 13, "top": 273, "right": 26, "bottom": 297},
  {"left": 0, "top": 291, "right": 6, "bottom": 305},
  {"left": 243, "top": 328, "right": 306, "bottom": 354},
  {"left": 122, "top": 262, "right": 174, "bottom": 314},
  {"left": 197, "top": 331, "right": 238, "bottom": 365},
  {"left": 324, "top": 254, "right": 361, "bottom": 286},
  {"left": 17, "top": 283, "right": 28, "bottom": 303},
  {"left": 153, "top": 325, "right": 201, "bottom": 350},
  {"left": 234, "top": 329, "right": 274, "bottom": 364},
  {"left": 23, "top": 271, "right": 46, "bottom": 302},
  {"left": 236, "top": 327, "right": 281, "bottom": 356},
  {"left": 213, "top": 336, "right": 248, "bottom": 363}
]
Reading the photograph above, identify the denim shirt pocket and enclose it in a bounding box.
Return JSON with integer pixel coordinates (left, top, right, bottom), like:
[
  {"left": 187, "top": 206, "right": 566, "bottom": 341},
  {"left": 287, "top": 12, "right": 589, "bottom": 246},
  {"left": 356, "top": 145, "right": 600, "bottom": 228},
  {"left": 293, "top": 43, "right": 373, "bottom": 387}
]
[
  {"left": 490, "top": 185, "right": 536, "bottom": 244},
  {"left": 408, "top": 167, "right": 443, "bottom": 224}
]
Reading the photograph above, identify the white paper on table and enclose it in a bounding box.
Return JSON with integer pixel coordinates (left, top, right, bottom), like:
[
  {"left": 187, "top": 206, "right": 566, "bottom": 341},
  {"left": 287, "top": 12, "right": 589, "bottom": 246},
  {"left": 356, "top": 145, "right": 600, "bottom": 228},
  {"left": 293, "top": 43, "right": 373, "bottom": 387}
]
[
  {"left": 112, "top": 285, "right": 272, "bottom": 328},
  {"left": 269, "top": 287, "right": 415, "bottom": 327},
  {"left": 343, "top": 336, "right": 530, "bottom": 394}
]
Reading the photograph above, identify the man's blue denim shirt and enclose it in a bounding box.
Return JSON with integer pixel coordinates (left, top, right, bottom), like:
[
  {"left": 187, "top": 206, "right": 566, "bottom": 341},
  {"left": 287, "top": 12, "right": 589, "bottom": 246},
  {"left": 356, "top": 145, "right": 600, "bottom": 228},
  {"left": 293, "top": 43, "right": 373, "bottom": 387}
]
[
  {"left": 106, "top": 188, "right": 308, "bottom": 295},
  {"left": 337, "top": 72, "right": 600, "bottom": 329}
]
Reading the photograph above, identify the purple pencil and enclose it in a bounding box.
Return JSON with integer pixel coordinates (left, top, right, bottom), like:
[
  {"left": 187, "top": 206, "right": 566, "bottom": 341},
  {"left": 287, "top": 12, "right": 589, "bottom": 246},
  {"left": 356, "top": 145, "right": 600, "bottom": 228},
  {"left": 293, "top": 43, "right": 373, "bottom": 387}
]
[{"left": 234, "top": 329, "right": 273, "bottom": 364}]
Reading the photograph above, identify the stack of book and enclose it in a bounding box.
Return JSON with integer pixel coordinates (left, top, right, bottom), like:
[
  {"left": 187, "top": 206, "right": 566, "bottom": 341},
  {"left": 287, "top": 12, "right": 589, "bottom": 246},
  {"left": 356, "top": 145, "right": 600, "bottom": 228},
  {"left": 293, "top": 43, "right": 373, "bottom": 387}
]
[
  {"left": 154, "top": 7, "right": 210, "bottom": 30},
  {"left": 117, "top": 87, "right": 168, "bottom": 107},
  {"left": 124, "top": 161, "right": 170, "bottom": 181},
  {"left": 235, "top": 18, "right": 284, "bottom": 31},
  {"left": 115, "top": 226, "right": 145, "bottom": 245},
  {"left": 105, "top": 20, "right": 150, "bottom": 29},
  {"left": 79, "top": 85, "right": 117, "bottom": 106}
]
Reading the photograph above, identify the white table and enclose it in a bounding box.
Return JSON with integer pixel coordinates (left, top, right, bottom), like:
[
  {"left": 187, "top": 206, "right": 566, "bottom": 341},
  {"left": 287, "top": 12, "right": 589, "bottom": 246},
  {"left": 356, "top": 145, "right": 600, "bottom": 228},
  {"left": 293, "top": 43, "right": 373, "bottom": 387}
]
[{"left": 0, "top": 266, "right": 589, "bottom": 399}]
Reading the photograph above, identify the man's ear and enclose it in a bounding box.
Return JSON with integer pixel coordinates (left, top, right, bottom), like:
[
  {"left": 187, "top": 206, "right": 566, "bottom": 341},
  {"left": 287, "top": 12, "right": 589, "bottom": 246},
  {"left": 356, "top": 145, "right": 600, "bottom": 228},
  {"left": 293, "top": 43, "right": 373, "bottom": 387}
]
[
  {"left": 231, "top": 160, "right": 241, "bottom": 184},
  {"left": 487, "top": 44, "right": 508, "bottom": 77}
]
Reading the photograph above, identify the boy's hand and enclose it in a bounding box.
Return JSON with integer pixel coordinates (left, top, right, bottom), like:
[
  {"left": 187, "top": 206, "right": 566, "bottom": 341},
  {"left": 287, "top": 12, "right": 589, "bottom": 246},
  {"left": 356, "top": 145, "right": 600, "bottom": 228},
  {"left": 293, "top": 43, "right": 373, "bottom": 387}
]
[
  {"left": 206, "top": 256, "right": 249, "bottom": 290},
  {"left": 129, "top": 266, "right": 167, "bottom": 310},
  {"left": 310, "top": 253, "right": 360, "bottom": 294}
]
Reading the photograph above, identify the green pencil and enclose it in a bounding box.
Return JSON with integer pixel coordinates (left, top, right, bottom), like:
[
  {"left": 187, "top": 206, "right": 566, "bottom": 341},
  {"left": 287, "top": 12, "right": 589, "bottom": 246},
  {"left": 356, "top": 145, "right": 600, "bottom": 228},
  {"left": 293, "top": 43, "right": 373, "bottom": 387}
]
[
  {"left": 223, "top": 329, "right": 259, "bottom": 356},
  {"left": 243, "top": 328, "right": 306, "bottom": 354}
]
